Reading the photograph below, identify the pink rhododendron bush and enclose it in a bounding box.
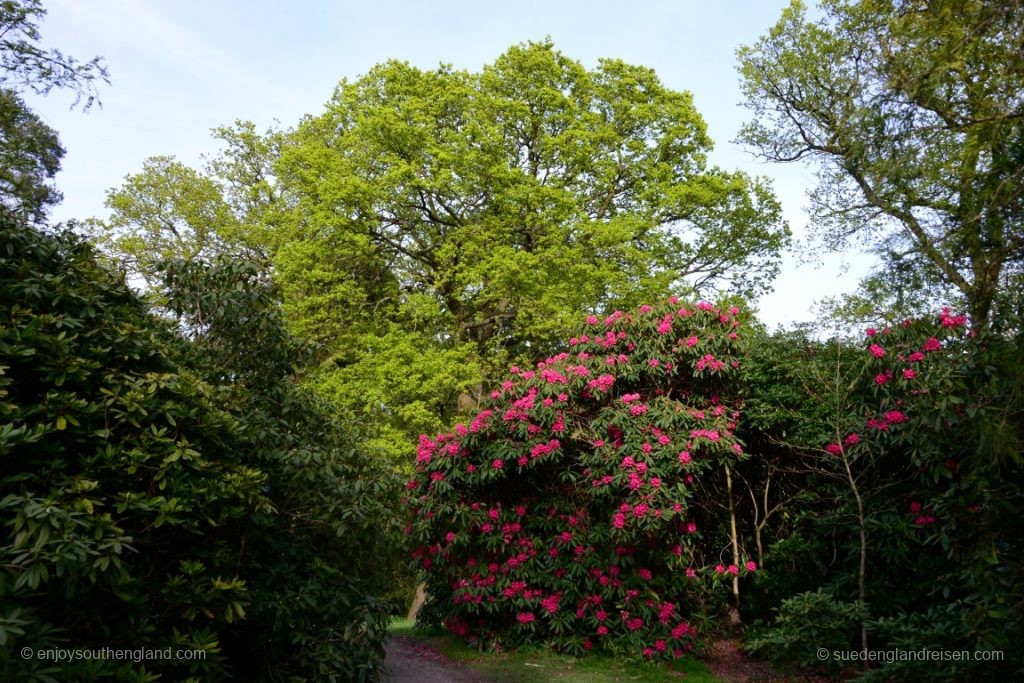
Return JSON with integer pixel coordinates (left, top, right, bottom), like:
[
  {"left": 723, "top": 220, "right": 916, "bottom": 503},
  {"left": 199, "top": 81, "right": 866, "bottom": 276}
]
[{"left": 406, "top": 297, "right": 757, "bottom": 659}]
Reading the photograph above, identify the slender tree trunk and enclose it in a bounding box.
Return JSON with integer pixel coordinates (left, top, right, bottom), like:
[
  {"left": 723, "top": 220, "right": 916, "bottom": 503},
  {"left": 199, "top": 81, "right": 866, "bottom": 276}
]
[
  {"left": 840, "top": 452, "right": 869, "bottom": 654},
  {"left": 831, "top": 340, "right": 869, "bottom": 655},
  {"left": 724, "top": 465, "right": 741, "bottom": 613},
  {"left": 406, "top": 582, "right": 427, "bottom": 623}
]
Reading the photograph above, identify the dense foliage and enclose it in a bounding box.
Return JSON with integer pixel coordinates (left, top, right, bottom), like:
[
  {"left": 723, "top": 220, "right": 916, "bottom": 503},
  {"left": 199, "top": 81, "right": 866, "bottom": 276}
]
[
  {"left": 95, "top": 41, "right": 789, "bottom": 463},
  {"left": 741, "top": 313, "right": 1023, "bottom": 679},
  {"left": 5, "top": 0, "right": 1021, "bottom": 679},
  {"left": 408, "top": 297, "right": 758, "bottom": 659},
  {"left": 0, "top": 216, "right": 398, "bottom": 681}
]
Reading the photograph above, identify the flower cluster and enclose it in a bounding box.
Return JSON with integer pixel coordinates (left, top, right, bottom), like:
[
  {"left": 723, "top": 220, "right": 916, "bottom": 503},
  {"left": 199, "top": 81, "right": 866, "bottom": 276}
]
[
  {"left": 824, "top": 310, "right": 974, "bottom": 531},
  {"left": 407, "top": 298, "right": 751, "bottom": 659}
]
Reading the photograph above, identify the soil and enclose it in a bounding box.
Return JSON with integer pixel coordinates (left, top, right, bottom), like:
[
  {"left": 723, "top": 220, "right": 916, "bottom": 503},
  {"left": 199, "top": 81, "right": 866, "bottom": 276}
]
[{"left": 707, "top": 639, "right": 832, "bottom": 682}]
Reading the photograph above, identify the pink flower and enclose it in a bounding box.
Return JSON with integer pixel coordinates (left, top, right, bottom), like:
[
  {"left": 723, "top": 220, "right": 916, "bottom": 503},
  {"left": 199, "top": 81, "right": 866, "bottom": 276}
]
[
  {"left": 940, "top": 308, "right": 967, "bottom": 327},
  {"left": 745, "top": 561, "right": 757, "bottom": 572},
  {"left": 685, "top": 335, "right": 699, "bottom": 347},
  {"left": 909, "top": 501, "right": 922, "bottom": 513},
  {"left": 714, "top": 564, "right": 726, "bottom": 574},
  {"left": 844, "top": 433, "right": 860, "bottom": 446},
  {"left": 922, "top": 337, "right": 941, "bottom": 352},
  {"left": 586, "top": 315, "right": 599, "bottom": 325},
  {"left": 678, "top": 451, "right": 692, "bottom": 464},
  {"left": 540, "top": 594, "right": 560, "bottom": 613},
  {"left": 727, "top": 564, "right": 739, "bottom": 575},
  {"left": 516, "top": 612, "right": 535, "bottom": 623},
  {"left": 869, "top": 343, "right": 886, "bottom": 358},
  {"left": 875, "top": 373, "right": 889, "bottom": 385},
  {"left": 903, "top": 368, "right": 916, "bottom": 379},
  {"left": 686, "top": 568, "right": 697, "bottom": 578},
  {"left": 597, "top": 625, "right": 608, "bottom": 635},
  {"left": 492, "top": 459, "right": 504, "bottom": 469},
  {"left": 866, "top": 328, "right": 877, "bottom": 337},
  {"left": 826, "top": 443, "right": 842, "bottom": 455},
  {"left": 884, "top": 410, "right": 907, "bottom": 424}
]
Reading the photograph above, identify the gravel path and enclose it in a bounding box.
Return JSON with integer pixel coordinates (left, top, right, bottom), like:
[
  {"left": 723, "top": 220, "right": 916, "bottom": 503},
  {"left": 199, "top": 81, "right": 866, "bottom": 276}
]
[{"left": 383, "top": 636, "right": 492, "bottom": 682}]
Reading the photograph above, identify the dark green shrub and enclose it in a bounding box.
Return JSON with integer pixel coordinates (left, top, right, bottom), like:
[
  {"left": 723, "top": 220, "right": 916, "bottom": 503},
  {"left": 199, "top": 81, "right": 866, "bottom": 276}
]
[
  {"left": 745, "top": 589, "right": 867, "bottom": 676},
  {"left": 0, "top": 216, "right": 398, "bottom": 680}
]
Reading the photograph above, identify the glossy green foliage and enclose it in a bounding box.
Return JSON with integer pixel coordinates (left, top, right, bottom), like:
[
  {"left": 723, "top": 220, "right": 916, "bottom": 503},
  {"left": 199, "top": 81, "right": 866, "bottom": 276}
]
[
  {"left": 0, "top": 217, "right": 399, "bottom": 680},
  {"left": 739, "top": 315, "right": 1024, "bottom": 679},
  {"left": 408, "top": 297, "right": 754, "bottom": 659}
]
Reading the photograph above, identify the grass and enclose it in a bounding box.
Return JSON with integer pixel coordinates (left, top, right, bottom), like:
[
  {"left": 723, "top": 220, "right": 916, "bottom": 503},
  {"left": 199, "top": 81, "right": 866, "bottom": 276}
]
[{"left": 387, "top": 618, "right": 720, "bottom": 682}]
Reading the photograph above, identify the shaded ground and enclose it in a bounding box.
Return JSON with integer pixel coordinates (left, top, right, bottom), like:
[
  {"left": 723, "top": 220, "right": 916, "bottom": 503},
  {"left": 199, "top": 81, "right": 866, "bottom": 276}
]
[
  {"left": 383, "top": 633, "right": 824, "bottom": 682},
  {"left": 384, "top": 636, "right": 491, "bottom": 682},
  {"left": 706, "top": 640, "right": 781, "bottom": 682},
  {"left": 707, "top": 640, "right": 832, "bottom": 683}
]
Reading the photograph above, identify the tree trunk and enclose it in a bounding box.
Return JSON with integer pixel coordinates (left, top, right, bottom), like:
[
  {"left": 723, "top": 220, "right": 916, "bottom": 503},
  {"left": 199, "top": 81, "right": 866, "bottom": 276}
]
[
  {"left": 725, "top": 465, "right": 742, "bottom": 613},
  {"left": 406, "top": 582, "right": 427, "bottom": 623}
]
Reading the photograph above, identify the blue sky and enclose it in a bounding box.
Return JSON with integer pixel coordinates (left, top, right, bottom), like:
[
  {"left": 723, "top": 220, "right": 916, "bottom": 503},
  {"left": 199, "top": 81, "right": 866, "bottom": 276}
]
[{"left": 27, "top": 0, "right": 871, "bottom": 329}]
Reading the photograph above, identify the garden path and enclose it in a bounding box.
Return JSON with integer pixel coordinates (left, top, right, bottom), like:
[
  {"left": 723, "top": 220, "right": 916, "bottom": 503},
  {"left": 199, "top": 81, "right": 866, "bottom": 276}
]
[{"left": 383, "top": 636, "right": 492, "bottom": 682}]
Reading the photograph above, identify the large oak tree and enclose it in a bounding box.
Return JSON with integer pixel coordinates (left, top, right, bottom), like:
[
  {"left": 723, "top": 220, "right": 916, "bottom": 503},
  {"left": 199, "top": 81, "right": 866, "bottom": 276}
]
[{"left": 99, "top": 41, "right": 790, "bottom": 461}]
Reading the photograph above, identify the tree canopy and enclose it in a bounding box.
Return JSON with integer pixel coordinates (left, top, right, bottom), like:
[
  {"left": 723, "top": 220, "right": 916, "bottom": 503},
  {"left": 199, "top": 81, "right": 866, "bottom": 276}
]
[
  {"left": 737, "top": 0, "right": 1024, "bottom": 329},
  {"left": 0, "top": 0, "right": 108, "bottom": 108},
  {"left": 97, "top": 41, "right": 789, "bottom": 462},
  {"left": 0, "top": 0, "right": 108, "bottom": 221},
  {"left": 276, "top": 41, "right": 787, "bottom": 359}
]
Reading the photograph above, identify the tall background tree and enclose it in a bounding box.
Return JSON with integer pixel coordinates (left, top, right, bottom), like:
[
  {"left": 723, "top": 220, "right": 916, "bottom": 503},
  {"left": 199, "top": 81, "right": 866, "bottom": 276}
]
[
  {"left": 0, "top": 0, "right": 108, "bottom": 221},
  {"left": 96, "top": 40, "right": 790, "bottom": 463},
  {"left": 737, "top": 0, "right": 1024, "bottom": 329}
]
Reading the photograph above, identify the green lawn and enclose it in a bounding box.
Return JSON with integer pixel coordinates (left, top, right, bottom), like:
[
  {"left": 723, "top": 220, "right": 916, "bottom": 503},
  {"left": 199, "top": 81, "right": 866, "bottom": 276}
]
[{"left": 387, "top": 619, "right": 719, "bottom": 682}]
